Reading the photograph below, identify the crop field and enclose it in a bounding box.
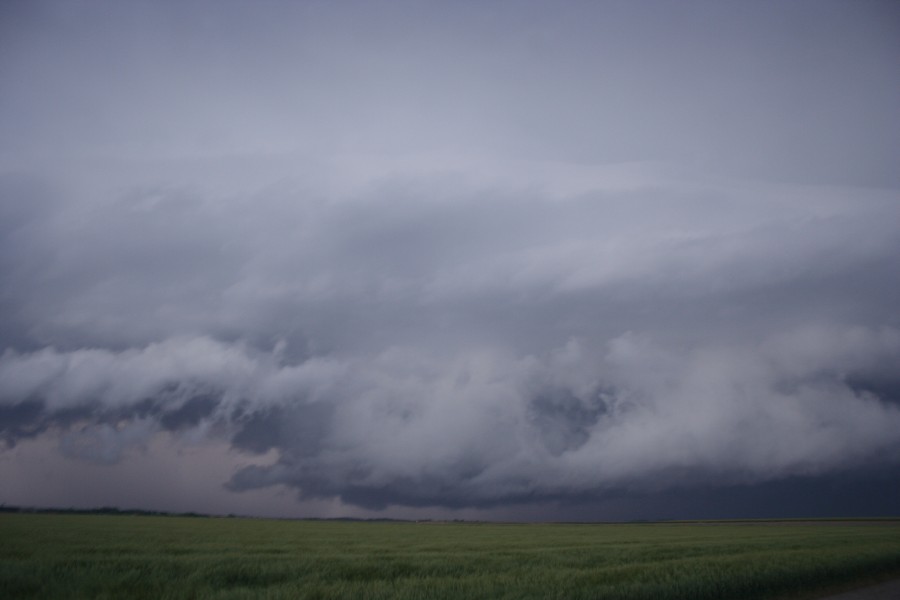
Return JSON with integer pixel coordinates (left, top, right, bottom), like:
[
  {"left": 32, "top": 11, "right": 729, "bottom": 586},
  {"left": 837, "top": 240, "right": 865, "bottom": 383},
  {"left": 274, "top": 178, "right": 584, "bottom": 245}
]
[{"left": 1, "top": 514, "right": 899, "bottom": 599}]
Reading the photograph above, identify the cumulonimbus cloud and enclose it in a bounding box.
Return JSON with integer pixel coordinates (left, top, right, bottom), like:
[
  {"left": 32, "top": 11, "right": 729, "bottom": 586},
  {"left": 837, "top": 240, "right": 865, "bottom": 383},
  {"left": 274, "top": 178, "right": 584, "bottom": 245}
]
[
  {"left": 1, "top": 326, "right": 899, "bottom": 508},
  {"left": 2, "top": 160, "right": 899, "bottom": 509}
]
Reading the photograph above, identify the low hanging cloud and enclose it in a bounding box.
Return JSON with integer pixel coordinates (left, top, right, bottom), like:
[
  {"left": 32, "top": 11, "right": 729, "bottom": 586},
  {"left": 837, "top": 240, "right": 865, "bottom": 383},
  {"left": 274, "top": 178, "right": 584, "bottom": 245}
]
[{"left": 1, "top": 161, "right": 899, "bottom": 510}]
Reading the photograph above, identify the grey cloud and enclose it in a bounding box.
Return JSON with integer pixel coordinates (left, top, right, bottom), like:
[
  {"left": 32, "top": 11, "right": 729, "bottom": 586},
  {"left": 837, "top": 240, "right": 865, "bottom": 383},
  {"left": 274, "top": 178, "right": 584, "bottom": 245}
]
[
  {"left": 0, "top": 400, "right": 50, "bottom": 445},
  {"left": 3, "top": 1, "right": 899, "bottom": 184},
  {"left": 231, "top": 401, "right": 333, "bottom": 459},
  {"left": 2, "top": 160, "right": 900, "bottom": 509},
  {"left": 8, "top": 328, "right": 899, "bottom": 508},
  {"left": 1, "top": 1, "right": 899, "bottom": 516},
  {"left": 528, "top": 386, "right": 611, "bottom": 457},
  {"left": 5, "top": 163, "right": 898, "bottom": 354}
]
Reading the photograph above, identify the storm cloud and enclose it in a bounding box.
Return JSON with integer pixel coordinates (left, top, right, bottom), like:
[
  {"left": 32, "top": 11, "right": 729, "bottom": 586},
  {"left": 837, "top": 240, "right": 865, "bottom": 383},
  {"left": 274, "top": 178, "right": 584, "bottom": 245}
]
[{"left": 1, "top": 0, "right": 899, "bottom": 518}]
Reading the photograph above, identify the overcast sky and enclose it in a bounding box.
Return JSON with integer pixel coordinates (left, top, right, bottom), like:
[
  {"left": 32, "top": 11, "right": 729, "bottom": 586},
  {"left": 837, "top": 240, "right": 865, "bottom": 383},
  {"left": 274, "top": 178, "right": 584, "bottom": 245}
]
[{"left": 1, "top": 0, "right": 899, "bottom": 520}]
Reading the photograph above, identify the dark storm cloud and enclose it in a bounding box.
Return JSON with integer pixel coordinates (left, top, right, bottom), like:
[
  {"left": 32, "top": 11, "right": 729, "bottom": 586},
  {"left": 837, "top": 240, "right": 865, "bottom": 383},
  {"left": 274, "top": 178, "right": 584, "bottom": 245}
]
[
  {"left": 2, "top": 177, "right": 899, "bottom": 507},
  {"left": 1, "top": 0, "right": 899, "bottom": 515},
  {"left": 0, "top": 400, "right": 50, "bottom": 445}
]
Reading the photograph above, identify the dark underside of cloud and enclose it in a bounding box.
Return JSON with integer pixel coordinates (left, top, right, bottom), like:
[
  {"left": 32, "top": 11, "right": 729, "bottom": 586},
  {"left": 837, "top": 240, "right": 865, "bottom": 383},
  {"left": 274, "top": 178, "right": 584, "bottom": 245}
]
[{"left": 1, "top": 0, "right": 899, "bottom": 518}]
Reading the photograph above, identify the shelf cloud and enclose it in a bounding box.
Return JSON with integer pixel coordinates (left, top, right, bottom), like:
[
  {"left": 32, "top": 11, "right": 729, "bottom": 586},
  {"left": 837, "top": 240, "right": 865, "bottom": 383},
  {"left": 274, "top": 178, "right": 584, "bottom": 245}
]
[{"left": 1, "top": 0, "right": 898, "bottom": 518}]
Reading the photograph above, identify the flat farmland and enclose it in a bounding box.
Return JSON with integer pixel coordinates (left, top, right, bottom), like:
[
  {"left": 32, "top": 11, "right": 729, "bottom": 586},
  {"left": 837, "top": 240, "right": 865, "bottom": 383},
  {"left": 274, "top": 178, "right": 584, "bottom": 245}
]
[{"left": 1, "top": 514, "right": 899, "bottom": 599}]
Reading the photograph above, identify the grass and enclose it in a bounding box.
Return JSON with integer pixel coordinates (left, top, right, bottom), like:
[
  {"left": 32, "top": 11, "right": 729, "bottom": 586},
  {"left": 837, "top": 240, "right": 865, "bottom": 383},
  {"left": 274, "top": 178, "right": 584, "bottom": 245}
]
[{"left": 1, "top": 514, "right": 899, "bottom": 599}]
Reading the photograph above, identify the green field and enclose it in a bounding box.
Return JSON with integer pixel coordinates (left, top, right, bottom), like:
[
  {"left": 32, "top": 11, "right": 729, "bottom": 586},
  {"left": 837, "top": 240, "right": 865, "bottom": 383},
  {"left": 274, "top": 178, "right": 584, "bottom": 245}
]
[{"left": 2, "top": 514, "right": 899, "bottom": 599}]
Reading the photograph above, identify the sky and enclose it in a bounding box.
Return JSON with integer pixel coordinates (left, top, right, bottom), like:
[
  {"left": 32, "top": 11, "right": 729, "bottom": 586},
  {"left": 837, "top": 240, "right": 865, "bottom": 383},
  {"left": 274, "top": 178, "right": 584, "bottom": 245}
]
[{"left": 1, "top": 0, "right": 899, "bottom": 521}]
